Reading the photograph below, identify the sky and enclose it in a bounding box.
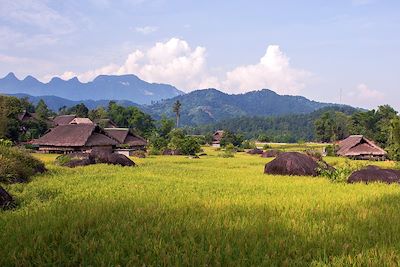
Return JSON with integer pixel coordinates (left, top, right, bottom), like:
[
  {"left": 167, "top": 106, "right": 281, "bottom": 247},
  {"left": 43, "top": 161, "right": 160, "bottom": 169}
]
[{"left": 0, "top": 0, "right": 399, "bottom": 109}]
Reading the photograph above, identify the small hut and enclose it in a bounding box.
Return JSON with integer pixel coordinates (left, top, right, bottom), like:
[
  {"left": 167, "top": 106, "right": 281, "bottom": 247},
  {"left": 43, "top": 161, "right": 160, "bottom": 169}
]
[
  {"left": 103, "top": 128, "right": 147, "bottom": 156},
  {"left": 212, "top": 130, "right": 224, "bottom": 147},
  {"left": 33, "top": 124, "right": 118, "bottom": 154},
  {"left": 336, "top": 135, "right": 387, "bottom": 160}
]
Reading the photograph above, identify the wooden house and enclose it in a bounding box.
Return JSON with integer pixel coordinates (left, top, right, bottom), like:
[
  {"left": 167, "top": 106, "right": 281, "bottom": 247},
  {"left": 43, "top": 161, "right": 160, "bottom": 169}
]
[{"left": 336, "top": 135, "right": 387, "bottom": 160}]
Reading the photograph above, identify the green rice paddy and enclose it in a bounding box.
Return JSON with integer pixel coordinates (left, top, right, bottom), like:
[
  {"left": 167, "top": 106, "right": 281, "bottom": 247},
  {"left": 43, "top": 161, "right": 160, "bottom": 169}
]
[{"left": 1, "top": 147, "right": 400, "bottom": 266}]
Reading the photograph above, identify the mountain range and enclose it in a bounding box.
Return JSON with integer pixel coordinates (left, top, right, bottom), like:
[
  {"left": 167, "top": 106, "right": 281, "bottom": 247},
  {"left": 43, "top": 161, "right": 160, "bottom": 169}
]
[
  {"left": 1, "top": 72, "right": 352, "bottom": 126},
  {"left": 0, "top": 72, "right": 183, "bottom": 104}
]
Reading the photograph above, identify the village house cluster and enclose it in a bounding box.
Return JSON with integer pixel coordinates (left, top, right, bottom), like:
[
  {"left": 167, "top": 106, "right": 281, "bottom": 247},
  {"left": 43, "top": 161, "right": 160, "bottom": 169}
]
[{"left": 21, "top": 113, "right": 147, "bottom": 156}]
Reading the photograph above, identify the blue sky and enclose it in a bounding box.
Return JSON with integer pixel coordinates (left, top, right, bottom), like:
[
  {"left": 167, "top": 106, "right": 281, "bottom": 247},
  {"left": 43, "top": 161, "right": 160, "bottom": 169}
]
[{"left": 0, "top": 0, "right": 399, "bottom": 109}]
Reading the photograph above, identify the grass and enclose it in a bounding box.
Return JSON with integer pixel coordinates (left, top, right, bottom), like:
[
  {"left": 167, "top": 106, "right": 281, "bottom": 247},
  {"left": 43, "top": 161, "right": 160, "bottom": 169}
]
[{"left": 1, "top": 146, "right": 400, "bottom": 266}]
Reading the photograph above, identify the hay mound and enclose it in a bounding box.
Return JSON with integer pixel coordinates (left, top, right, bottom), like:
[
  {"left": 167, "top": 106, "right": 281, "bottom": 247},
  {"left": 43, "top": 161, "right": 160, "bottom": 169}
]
[
  {"left": 60, "top": 152, "right": 135, "bottom": 167},
  {"left": 348, "top": 166, "right": 400, "bottom": 184},
  {"left": 0, "top": 186, "right": 14, "bottom": 210},
  {"left": 261, "top": 149, "right": 281, "bottom": 158},
  {"left": 264, "top": 152, "right": 331, "bottom": 176},
  {"left": 247, "top": 148, "right": 263, "bottom": 155}
]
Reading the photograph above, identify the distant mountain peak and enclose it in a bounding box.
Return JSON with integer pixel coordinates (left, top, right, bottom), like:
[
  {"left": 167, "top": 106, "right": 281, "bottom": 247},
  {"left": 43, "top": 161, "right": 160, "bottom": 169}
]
[
  {"left": 3, "top": 72, "right": 18, "bottom": 81},
  {"left": 0, "top": 73, "right": 184, "bottom": 104}
]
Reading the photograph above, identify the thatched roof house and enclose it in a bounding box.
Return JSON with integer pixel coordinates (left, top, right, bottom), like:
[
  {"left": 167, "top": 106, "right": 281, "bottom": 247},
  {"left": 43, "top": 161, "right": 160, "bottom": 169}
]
[
  {"left": 336, "top": 135, "right": 387, "bottom": 160},
  {"left": 53, "top": 115, "right": 76, "bottom": 126},
  {"left": 103, "top": 128, "right": 147, "bottom": 156},
  {"left": 33, "top": 124, "right": 118, "bottom": 153},
  {"left": 18, "top": 111, "right": 38, "bottom": 122},
  {"left": 95, "top": 119, "right": 118, "bottom": 128},
  {"left": 212, "top": 130, "right": 224, "bottom": 147}
]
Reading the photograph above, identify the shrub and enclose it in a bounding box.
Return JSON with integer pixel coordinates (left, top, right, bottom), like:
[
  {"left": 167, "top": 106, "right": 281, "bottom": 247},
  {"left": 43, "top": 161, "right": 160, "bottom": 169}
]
[
  {"left": 55, "top": 155, "right": 72, "bottom": 166},
  {"left": 0, "top": 139, "right": 12, "bottom": 147},
  {"left": 325, "top": 145, "right": 336, "bottom": 156},
  {"left": 263, "top": 143, "right": 271, "bottom": 150},
  {"left": 218, "top": 143, "right": 236, "bottom": 158},
  {"left": 242, "top": 140, "right": 256, "bottom": 149},
  {"left": 0, "top": 146, "right": 46, "bottom": 183}
]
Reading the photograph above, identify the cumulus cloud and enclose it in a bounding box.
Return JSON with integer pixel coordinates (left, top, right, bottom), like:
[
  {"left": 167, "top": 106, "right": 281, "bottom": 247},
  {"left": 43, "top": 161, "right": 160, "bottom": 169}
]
[
  {"left": 345, "top": 83, "right": 385, "bottom": 108},
  {"left": 135, "top": 26, "right": 158, "bottom": 34},
  {"left": 55, "top": 39, "right": 311, "bottom": 94},
  {"left": 220, "top": 45, "right": 311, "bottom": 94},
  {"left": 58, "top": 38, "right": 208, "bottom": 90}
]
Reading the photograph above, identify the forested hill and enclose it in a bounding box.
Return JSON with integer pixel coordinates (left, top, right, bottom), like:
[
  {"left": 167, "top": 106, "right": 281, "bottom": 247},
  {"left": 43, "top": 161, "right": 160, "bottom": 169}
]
[
  {"left": 7, "top": 88, "right": 352, "bottom": 127},
  {"left": 187, "top": 106, "right": 359, "bottom": 142},
  {"left": 147, "top": 88, "right": 341, "bottom": 125}
]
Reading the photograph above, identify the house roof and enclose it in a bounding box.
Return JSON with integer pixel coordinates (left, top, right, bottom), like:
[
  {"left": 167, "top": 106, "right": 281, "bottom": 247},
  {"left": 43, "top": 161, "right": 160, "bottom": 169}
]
[
  {"left": 69, "top": 117, "right": 93, "bottom": 125},
  {"left": 94, "top": 119, "right": 118, "bottom": 128},
  {"left": 212, "top": 130, "right": 224, "bottom": 142},
  {"left": 18, "top": 111, "right": 36, "bottom": 121},
  {"left": 337, "top": 135, "right": 387, "bottom": 156},
  {"left": 104, "top": 128, "right": 147, "bottom": 146},
  {"left": 53, "top": 115, "right": 76, "bottom": 126},
  {"left": 33, "top": 124, "right": 118, "bottom": 147}
]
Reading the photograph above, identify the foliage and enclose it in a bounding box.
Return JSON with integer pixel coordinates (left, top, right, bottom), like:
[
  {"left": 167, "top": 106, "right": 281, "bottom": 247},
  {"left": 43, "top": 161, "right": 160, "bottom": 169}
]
[
  {"left": 325, "top": 145, "right": 336, "bottom": 156},
  {"left": 242, "top": 140, "right": 256, "bottom": 149},
  {"left": 318, "top": 159, "right": 366, "bottom": 183},
  {"left": 263, "top": 143, "right": 271, "bottom": 150},
  {"left": 172, "top": 100, "right": 182, "bottom": 128},
  {"left": 257, "top": 133, "right": 270, "bottom": 142},
  {"left": 107, "top": 101, "right": 155, "bottom": 138},
  {"left": 168, "top": 129, "right": 201, "bottom": 155},
  {"left": 314, "top": 111, "right": 350, "bottom": 142},
  {"left": 188, "top": 106, "right": 357, "bottom": 142},
  {"left": 218, "top": 143, "right": 236, "bottom": 158},
  {"left": 220, "top": 130, "right": 244, "bottom": 147},
  {"left": 0, "top": 146, "right": 45, "bottom": 183},
  {"left": 0, "top": 139, "right": 12, "bottom": 147}
]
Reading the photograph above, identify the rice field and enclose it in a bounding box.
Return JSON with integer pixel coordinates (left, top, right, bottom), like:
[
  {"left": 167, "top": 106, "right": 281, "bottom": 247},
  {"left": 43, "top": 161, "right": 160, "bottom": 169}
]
[{"left": 1, "top": 147, "right": 400, "bottom": 266}]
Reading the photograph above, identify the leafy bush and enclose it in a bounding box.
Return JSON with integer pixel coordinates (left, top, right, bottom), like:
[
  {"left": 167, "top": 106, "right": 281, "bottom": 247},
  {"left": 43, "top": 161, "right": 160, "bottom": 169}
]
[
  {"left": 318, "top": 160, "right": 366, "bottom": 183},
  {"left": 0, "top": 146, "right": 46, "bottom": 183},
  {"left": 263, "top": 143, "right": 271, "bottom": 150},
  {"left": 0, "top": 139, "right": 12, "bottom": 147},
  {"left": 242, "top": 140, "right": 256, "bottom": 149},
  {"left": 55, "top": 155, "right": 72, "bottom": 166},
  {"left": 218, "top": 143, "right": 235, "bottom": 158},
  {"left": 325, "top": 145, "right": 336, "bottom": 156}
]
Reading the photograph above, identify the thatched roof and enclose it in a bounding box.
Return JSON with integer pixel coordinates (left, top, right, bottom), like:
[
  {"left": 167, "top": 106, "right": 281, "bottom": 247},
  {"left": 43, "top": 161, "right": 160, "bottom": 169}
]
[
  {"left": 264, "top": 152, "right": 332, "bottom": 176},
  {"left": 104, "top": 128, "right": 147, "bottom": 146},
  {"left": 212, "top": 130, "right": 224, "bottom": 143},
  {"left": 95, "top": 119, "right": 118, "bottom": 128},
  {"left": 33, "top": 124, "right": 118, "bottom": 147},
  {"left": 18, "top": 111, "right": 37, "bottom": 122},
  {"left": 53, "top": 115, "right": 76, "bottom": 126},
  {"left": 348, "top": 166, "right": 400, "bottom": 184},
  {"left": 337, "top": 135, "right": 386, "bottom": 157},
  {"left": 69, "top": 118, "right": 93, "bottom": 125}
]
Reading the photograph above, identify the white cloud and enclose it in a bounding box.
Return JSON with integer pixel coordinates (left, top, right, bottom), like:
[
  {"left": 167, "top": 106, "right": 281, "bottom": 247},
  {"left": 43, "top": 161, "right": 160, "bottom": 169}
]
[
  {"left": 54, "top": 39, "right": 311, "bottom": 94},
  {"left": 345, "top": 83, "right": 385, "bottom": 108},
  {"left": 0, "top": 0, "right": 74, "bottom": 34},
  {"left": 135, "top": 26, "right": 158, "bottom": 34},
  {"left": 220, "top": 45, "right": 311, "bottom": 94}
]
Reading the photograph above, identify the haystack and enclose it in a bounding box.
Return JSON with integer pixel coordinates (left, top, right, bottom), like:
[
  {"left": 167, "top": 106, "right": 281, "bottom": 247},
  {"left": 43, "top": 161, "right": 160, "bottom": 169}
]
[
  {"left": 59, "top": 151, "right": 135, "bottom": 167},
  {"left": 264, "top": 152, "right": 331, "bottom": 176},
  {"left": 261, "top": 149, "right": 281, "bottom": 158},
  {"left": 247, "top": 148, "right": 263, "bottom": 155},
  {"left": 348, "top": 166, "right": 400, "bottom": 184},
  {"left": 0, "top": 186, "right": 14, "bottom": 210}
]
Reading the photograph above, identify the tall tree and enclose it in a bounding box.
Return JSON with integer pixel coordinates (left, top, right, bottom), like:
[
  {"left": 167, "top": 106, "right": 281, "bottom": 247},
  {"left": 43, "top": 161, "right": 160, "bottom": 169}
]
[
  {"left": 35, "top": 99, "right": 51, "bottom": 119},
  {"left": 172, "top": 100, "right": 182, "bottom": 128}
]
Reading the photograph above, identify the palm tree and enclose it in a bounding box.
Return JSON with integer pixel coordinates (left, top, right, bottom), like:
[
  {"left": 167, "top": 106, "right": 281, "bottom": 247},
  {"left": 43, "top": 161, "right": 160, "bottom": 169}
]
[{"left": 172, "top": 100, "right": 182, "bottom": 128}]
